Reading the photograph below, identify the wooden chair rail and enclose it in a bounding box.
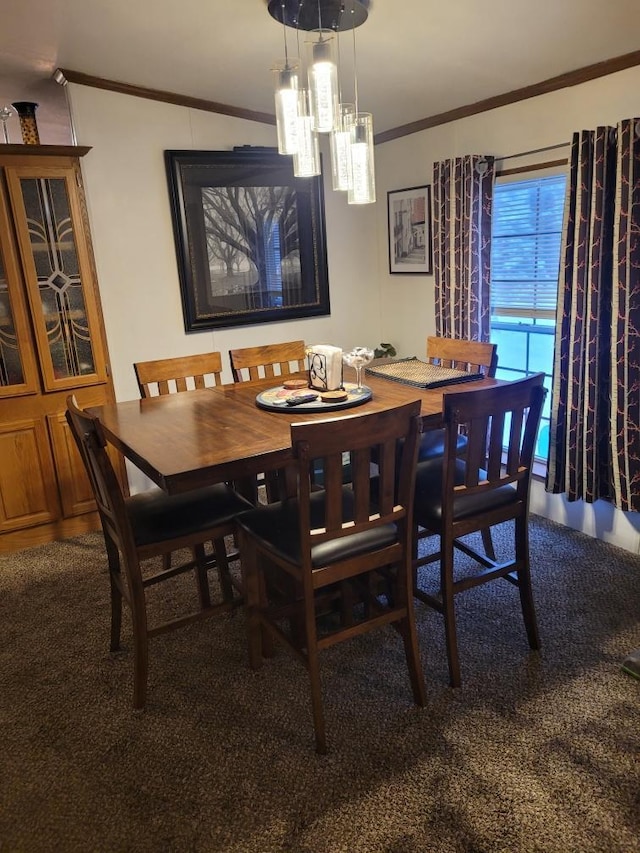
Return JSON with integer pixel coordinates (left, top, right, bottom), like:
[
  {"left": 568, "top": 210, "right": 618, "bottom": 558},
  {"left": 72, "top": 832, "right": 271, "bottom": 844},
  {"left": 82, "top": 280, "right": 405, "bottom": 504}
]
[
  {"left": 426, "top": 336, "right": 498, "bottom": 376},
  {"left": 229, "top": 340, "right": 307, "bottom": 383},
  {"left": 134, "top": 352, "right": 224, "bottom": 398}
]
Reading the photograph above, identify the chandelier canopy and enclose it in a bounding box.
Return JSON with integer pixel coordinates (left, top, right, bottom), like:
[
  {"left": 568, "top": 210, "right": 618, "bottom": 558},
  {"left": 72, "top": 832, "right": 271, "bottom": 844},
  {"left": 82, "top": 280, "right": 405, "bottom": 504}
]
[{"left": 266, "top": 0, "right": 370, "bottom": 31}]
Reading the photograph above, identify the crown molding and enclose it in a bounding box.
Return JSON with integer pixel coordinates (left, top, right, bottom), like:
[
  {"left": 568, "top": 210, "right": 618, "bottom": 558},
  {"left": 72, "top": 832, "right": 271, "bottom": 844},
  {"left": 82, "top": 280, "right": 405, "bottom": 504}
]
[
  {"left": 374, "top": 49, "right": 640, "bottom": 145},
  {"left": 55, "top": 68, "right": 276, "bottom": 127}
]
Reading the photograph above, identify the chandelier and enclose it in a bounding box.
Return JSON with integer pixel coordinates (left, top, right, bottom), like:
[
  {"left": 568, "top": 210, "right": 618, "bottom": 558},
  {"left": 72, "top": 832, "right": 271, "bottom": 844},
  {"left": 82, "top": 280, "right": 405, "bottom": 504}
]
[{"left": 268, "top": 0, "right": 376, "bottom": 205}]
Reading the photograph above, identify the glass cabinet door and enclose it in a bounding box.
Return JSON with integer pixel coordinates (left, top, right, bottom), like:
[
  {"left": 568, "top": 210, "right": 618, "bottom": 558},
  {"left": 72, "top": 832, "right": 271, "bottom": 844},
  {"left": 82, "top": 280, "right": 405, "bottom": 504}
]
[
  {"left": 4, "top": 162, "right": 108, "bottom": 392},
  {"left": 0, "top": 183, "right": 38, "bottom": 398}
]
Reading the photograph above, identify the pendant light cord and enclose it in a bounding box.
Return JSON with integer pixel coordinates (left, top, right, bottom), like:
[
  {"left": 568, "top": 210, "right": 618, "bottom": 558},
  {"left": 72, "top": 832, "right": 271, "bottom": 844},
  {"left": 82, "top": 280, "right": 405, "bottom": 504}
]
[
  {"left": 351, "top": 8, "right": 359, "bottom": 115},
  {"left": 296, "top": 0, "right": 303, "bottom": 67},
  {"left": 281, "top": 2, "right": 290, "bottom": 69},
  {"left": 336, "top": 3, "right": 345, "bottom": 104}
]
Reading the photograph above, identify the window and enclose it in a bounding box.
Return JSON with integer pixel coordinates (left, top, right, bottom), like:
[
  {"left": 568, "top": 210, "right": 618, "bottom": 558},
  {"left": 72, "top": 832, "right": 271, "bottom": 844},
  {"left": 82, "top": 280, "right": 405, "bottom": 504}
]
[{"left": 490, "top": 173, "right": 567, "bottom": 463}]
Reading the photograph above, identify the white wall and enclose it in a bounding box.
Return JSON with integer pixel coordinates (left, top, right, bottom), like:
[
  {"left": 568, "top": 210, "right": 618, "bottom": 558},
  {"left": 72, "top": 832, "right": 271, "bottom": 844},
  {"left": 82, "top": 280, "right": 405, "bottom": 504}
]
[{"left": 67, "top": 70, "right": 640, "bottom": 553}]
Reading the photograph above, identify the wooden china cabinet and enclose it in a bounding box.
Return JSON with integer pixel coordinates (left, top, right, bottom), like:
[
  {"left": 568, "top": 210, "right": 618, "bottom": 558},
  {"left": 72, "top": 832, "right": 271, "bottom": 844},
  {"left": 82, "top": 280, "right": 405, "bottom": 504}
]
[{"left": 0, "top": 145, "right": 120, "bottom": 553}]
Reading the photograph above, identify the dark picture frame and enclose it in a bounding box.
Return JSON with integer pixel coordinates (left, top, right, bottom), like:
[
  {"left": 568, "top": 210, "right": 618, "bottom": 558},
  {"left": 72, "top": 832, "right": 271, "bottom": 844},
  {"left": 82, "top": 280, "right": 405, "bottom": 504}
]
[
  {"left": 165, "top": 148, "right": 330, "bottom": 331},
  {"left": 387, "top": 184, "right": 433, "bottom": 274}
]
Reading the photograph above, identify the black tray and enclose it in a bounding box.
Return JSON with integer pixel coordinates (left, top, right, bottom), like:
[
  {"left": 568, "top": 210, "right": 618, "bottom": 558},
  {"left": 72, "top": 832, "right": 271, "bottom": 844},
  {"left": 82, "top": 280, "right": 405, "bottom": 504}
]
[
  {"left": 366, "top": 356, "right": 483, "bottom": 389},
  {"left": 256, "top": 382, "right": 372, "bottom": 413}
]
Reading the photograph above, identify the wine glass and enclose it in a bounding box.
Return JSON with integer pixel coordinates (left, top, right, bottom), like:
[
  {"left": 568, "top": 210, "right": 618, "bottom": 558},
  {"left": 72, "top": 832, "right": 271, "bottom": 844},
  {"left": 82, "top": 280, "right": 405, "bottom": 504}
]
[
  {"left": 343, "top": 346, "right": 374, "bottom": 391},
  {"left": 0, "top": 106, "right": 12, "bottom": 143}
]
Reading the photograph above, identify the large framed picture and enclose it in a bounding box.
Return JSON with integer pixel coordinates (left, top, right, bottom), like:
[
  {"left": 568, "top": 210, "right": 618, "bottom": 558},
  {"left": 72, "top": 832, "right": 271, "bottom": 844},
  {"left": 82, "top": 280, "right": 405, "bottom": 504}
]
[
  {"left": 387, "top": 184, "right": 432, "bottom": 274},
  {"left": 165, "top": 148, "right": 330, "bottom": 331}
]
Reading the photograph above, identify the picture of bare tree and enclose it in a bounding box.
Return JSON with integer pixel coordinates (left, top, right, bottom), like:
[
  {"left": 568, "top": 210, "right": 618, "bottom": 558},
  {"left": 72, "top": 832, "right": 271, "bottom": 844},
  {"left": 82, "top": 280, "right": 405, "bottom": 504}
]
[
  {"left": 166, "top": 149, "right": 329, "bottom": 331},
  {"left": 201, "top": 184, "right": 298, "bottom": 310}
]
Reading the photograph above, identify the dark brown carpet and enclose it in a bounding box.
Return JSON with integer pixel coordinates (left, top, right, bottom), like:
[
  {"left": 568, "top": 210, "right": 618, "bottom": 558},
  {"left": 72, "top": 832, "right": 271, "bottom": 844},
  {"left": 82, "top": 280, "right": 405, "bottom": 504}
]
[{"left": 1, "top": 516, "right": 639, "bottom": 852}]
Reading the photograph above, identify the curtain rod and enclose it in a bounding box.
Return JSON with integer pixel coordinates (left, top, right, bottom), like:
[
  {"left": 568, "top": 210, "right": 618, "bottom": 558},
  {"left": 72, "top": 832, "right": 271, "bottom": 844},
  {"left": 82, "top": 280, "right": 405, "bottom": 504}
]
[{"left": 495, "top": 141, "right": 570, "bottom": 162}]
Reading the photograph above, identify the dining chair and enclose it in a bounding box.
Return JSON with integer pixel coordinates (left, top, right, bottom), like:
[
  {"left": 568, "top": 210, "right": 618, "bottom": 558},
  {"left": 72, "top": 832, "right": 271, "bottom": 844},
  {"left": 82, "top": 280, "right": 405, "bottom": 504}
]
[
  {"left": 229, "top": 340, "right": 308, "bottom": 501},
  {"left": 236, "top": 400, "right": 426, "bottom": 754},
  {"left": 412, "top": 373, "right": 547, "bottom": 688},
  {"left": 418, "top": 336, "right": 499, "bottom": 560},
  {"left": 134, "top": 351, "right": 224, "bottom": 398},
  {"left": 65, "top": 395, "right": 253, "bottom": 709},
  {"left": 418, "top": 336, "right": 498, "bottom": 461},
  {"left": 228, "top": 340, "right": 307, "bottom": 383},
  {"left": 133, "top": 351, "right": 245, "bottom": 565}
]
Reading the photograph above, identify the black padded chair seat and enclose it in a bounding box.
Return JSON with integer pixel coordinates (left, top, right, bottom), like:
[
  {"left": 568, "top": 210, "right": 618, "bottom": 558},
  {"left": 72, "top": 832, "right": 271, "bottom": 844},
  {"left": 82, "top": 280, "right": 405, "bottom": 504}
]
[
  {"left": 417, "top": 428, "right": 467, "bottom": 461},
  {"left": 375, "top": 429, "right": 467, "bottom": 469},
  {"left": 127, "top": 484, "right": 253, "bottom": 547},
  {"left": 237, "top": 487, "right": 398, "bottom": 568},
  {"left": 414, "top": 458, "right": 517, "bottom": 525}
]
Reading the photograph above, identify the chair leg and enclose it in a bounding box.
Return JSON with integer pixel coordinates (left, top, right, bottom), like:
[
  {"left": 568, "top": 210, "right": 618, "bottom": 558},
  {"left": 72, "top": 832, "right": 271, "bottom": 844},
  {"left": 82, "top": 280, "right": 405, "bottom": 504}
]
[
  {"left": 239, "top": 536, "right": 263, "bottom": 669},
  {"left": 440, "top": 540, "right": 461, "bottom": 688},
  {"left": 481, "top": 526, "right": 496, "bottom": 561},
  {"left": 515, "top": 516, "right": 540, "bottom": 650},
  {"left": 303, "top": 595, "right": 327, "bottom": 754},
  {"left": 258, "top": 570, "right": 274, "bottom": 659},
  {"left": 396, "top": 568, "right": 426, "bottom": 706},
  {"left": 399, "top": 616, "right": 427, "bottom": 706},
  {"left": 307, "top": 653, "right": 326, "bottom": 753},
  {"left": 131, "top": 598, "right": 149, "bottom": 710},
  {"left": 411, "top": 527, "right": 420, "bottom": 593},
  {"left": 193, "top": 543, "right": 211, "bottom": 609},
  {"left": 212, "top": 537, "right": 234, "bottom": 602},
  {"left": 105, "top": 537, "right": 122, "bottom": 652}
]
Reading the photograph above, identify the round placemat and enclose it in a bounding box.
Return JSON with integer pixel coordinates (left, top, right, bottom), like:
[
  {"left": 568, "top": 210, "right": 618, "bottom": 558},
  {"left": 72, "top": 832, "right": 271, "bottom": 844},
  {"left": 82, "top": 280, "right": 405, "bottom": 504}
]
[{"left": 256, "top": 382, "right": 372, "bottom": 413}]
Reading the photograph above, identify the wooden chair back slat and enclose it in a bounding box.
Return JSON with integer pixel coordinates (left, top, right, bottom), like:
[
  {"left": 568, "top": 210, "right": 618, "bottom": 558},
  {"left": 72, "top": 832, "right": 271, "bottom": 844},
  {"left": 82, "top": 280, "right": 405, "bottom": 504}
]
[
  {"left": 134, "top": 352, "right": 223, "bottom": 398},
  {"left": 351, "top": 447, "right": 372, "bottom": 522}
]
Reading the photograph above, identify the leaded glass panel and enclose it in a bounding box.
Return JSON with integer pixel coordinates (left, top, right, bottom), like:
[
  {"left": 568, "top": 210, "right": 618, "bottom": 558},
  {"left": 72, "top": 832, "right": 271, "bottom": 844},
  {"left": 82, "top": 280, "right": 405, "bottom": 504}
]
[
  {"left": 21, "top": 177, "right": 95, "bottom": 379},
  {"left": 0, "top": 251, "right": 25, "bottom": 386}
]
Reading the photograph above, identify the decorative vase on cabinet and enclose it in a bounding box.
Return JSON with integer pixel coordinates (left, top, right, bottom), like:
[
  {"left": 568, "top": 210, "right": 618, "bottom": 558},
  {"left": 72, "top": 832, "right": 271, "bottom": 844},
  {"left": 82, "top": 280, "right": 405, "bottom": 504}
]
[
  {"left": 0, "top": 144, "right": 123, "bottom": 553},
  {"left": 11, "top": 102, "right": 40, "bottom": 145}
]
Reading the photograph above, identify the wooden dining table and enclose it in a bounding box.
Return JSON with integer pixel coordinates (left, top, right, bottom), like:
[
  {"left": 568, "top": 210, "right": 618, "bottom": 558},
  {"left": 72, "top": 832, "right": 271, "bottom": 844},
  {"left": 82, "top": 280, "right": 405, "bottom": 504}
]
[{"left": 89, "top": 370, "right": 500, "bottom": 496}]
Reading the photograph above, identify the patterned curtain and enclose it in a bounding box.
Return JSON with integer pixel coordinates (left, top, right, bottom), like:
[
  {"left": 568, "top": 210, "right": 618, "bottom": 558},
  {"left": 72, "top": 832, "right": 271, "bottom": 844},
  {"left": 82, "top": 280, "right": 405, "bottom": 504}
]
[
  {"left": 432, "top": 155, "right": 494, "bottom": 341},
  {"left": 547, "top": 118, "right": 640, "bottom": 511}
]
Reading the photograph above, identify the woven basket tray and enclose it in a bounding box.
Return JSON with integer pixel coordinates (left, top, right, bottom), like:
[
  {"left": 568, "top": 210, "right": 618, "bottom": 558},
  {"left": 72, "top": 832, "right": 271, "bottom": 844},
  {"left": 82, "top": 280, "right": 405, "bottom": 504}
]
[{"left": 365, "top": 357, "right": 483, "bottom": 389}]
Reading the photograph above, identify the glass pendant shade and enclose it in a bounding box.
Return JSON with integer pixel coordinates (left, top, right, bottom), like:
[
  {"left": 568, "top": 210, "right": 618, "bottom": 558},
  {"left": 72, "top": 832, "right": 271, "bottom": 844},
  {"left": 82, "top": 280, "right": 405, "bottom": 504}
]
[
  {"left": 293, "top": 89, "right": 321, "bottom": 177},
  {"left": 330, "top": 103, "right": 355, "bottom": 191},
  {"left": 307, "top": 34, "right": 339, "bottom": 133},
  {"left": 348, "top": 112, "right": 376, "bottom": 205},
  {"left": 273, "top": 64, "right": 300, "bottom": 155}
]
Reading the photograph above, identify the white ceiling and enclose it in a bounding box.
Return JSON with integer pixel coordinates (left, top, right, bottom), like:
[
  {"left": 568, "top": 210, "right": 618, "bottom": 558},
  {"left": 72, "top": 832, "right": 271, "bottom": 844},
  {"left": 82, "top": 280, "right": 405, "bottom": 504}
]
[{"left": 1, "top": 0, "right": 639, "bottom": 145}]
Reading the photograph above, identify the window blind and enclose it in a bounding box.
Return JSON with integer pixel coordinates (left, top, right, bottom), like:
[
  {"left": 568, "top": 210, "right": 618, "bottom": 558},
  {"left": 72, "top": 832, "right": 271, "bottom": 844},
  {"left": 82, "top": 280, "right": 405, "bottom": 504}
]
[{"left": 490, "top": 175, "right": 566, "bottom": 318}]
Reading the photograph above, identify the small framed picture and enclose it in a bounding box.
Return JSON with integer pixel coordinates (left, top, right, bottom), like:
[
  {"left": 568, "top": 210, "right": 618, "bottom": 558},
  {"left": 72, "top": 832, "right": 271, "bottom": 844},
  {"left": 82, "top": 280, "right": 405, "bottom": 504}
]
[{"left": 387, "top": 185, "right": 432, "bottom": 274}]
